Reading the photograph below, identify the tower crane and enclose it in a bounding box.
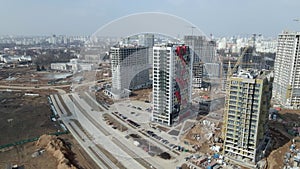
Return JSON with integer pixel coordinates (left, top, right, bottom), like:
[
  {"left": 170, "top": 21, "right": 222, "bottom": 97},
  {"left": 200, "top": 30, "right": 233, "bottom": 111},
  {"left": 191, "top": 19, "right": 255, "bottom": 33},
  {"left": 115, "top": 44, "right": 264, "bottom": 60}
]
[
  {"left": 227, "top": 45, "right": 251, "bottom": 79},
  {"left": 221, "top": 45, "right": 251, "bottom": 140}
]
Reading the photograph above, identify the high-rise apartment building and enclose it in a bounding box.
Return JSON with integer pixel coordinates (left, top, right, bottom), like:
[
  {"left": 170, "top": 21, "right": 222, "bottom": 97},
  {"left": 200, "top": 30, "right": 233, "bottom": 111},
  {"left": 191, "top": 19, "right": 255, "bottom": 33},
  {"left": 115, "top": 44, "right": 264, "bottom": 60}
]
[
  {"left": 222, "top": 69, "right": 272, "bottom": 167},
  {"left": 152, "top": 44, "right": 192, "bottom": 126},
  {"left": 110, "top": 45, "right": 150, "bottom": 99},
  {"left": 184, "top": 35, "right": 217, "bottom": 88},
  {"left": 273, "top": 31, "right": 300, "bottom": 109},
  {"left": 184, "top": 35, "right": 216, "bottom": 63}
]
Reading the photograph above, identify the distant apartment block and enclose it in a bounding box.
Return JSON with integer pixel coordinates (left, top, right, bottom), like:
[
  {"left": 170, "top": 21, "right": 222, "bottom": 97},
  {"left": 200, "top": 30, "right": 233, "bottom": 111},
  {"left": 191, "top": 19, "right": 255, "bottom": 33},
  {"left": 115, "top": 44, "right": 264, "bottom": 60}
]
[
  {"left": 0, "top": 55, "right": 32, "bottom": 64},
  {"left": 51, "top": 63, "right": 69, "bottom": 71},
  {"left": 139, "top": 33, "right": 155, "bottom": 47},
  {"left": 273, "top": 31, "right": 300, "bottom": 109},
  {"left": 50, "top": 59, "right": 93, "bottom": 72},
  {"left": 222, "top": 69, "right": 272, "bottom": 167},
  {"left": 152, "top": 44, "right": 192, "bottom": 126}
]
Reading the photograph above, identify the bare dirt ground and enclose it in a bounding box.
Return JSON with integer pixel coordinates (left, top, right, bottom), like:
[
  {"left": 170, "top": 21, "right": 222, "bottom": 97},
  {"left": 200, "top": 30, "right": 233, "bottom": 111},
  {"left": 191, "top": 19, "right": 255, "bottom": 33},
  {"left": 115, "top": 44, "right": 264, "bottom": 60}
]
[
  {"left": 95, "top": 91, "right": 114, "bottom": 105},
  {"left": 0, "top": 134, "right": 99, "bottom": 169},
  {"left": 0, "top": 66, "right": 72, "bottom": 86},
  {"left": 130, "top": 88, "right": 152, "bottom": 101},
  {"left": 0, "top": 67, "right": 36, "bottom": 85},
  {"left": 266, "top": 137, "right": 300, "bottom": 169},
  {"left": 182, "top": 118, "right": 222, "bottom": 154},
  {"left": 266, "top": 110, "right": 300, "bottom": 169},
  {"left": 0, "top": 142, "right": 57, "bottom": 169},
  {"left": 0, "top": 91, "right": 99, "bottom": 169},
  {"left": 0, "top": 91, "right": 58, "bottom": 145}
]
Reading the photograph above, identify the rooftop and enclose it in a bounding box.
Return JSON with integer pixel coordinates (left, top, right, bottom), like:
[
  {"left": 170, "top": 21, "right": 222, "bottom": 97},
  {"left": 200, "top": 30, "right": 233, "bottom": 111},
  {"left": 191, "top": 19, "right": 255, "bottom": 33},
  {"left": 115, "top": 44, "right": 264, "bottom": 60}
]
[{"left": 232, "top": 69, "right": 273, "bottom": 80}]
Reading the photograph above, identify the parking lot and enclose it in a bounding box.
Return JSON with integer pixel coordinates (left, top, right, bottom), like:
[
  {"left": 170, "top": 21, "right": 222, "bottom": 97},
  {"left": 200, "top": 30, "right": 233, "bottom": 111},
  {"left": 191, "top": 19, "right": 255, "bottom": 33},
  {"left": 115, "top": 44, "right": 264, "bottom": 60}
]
[{"left": 112, "top": 100, "right": 152, "bottom": 124}]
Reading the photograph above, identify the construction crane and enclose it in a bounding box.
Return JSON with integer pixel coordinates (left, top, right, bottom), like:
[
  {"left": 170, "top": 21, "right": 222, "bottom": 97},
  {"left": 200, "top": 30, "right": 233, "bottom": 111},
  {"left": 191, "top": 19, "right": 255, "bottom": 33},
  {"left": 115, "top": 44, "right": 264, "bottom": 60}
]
[
  {"left": 227, "top": 45, "right": 251, "bottom": 79},
  {"left": 221, "top": 45, "right": 251, "bottom": 140},
  {"left": 219, "top": 45, "right": 251, "bottom": 91}
]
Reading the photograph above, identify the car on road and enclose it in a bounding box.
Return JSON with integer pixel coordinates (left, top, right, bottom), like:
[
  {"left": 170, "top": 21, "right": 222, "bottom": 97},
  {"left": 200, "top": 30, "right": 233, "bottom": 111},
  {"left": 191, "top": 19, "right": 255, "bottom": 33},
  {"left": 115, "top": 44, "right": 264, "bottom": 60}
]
[
  {"left": 169, "top": 144, "right": 177, "bottom": 149},
  {"left": 152, "top": 134, "right": 158, "bottom": 138},
  {"left": 120, "top": 115, "right": 127, "bottom": 119},
  {"left": 147, "top": 130, "right": 154, "bottom": 135},
  {"left": 161, "top": 139, "right": 169, "bottom": 144}
]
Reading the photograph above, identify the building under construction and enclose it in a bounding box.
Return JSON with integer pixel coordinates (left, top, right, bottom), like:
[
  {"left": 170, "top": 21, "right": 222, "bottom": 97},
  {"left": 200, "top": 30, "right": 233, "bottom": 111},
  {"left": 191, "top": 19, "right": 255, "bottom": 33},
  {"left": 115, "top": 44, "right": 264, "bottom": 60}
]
[
  {"left": 239, "top": 46, "right": 265, "bottom": 70},
  {"left": 192, "top": 61, "right": 204, "bottom": 88},
  {"left": 222, "top": 69, "right": 273, "bottom": 168},
  {"left": 184, "top": 35, "right": 217, "bottom": 88}
]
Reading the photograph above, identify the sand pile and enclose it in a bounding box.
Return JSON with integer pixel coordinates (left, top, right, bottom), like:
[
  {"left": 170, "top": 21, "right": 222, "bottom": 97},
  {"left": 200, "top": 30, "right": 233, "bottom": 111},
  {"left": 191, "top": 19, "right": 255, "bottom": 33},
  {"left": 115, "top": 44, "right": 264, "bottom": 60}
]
[
  {"left": 36, "top": 134, "right": 77, "bottom": 169},
  {"left": 266, "top": 142, "right": 288, "bottom": 169},
  {"left": 266, "top": 137, "right": 300, "bottom": 169}
]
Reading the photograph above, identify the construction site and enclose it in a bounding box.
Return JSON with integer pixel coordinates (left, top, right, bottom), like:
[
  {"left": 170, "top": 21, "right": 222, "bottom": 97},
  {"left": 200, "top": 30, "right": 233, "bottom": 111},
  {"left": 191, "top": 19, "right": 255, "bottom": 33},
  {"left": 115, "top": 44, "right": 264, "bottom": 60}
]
[{"left": 0, "top": 44, "right": 300, "bottom": 169}]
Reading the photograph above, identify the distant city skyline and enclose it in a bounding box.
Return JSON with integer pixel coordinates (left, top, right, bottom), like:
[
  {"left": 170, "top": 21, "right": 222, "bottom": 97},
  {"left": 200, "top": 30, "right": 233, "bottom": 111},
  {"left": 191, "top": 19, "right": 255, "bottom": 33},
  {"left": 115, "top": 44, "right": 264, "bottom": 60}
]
[{"left": 1, "top": 0, "right": 300, "bottom": 37}]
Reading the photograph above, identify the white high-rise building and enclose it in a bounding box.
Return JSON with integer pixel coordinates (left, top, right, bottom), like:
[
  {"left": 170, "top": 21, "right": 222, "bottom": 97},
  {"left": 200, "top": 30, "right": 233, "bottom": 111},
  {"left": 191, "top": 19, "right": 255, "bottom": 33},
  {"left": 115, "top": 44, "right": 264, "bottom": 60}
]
[
  {"left": 273, "top": 31, "right": 300, "bottom": 109},
  {"left": 152, "top": 44, "right": 192, "bottom": 126}
]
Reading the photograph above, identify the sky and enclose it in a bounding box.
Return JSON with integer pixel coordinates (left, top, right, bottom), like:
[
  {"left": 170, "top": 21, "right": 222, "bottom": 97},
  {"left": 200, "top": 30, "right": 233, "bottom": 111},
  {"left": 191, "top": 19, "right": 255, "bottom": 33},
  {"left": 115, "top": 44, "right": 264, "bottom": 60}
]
[{"left": 1, "top": 0, "right": 300, "bottom": 37}]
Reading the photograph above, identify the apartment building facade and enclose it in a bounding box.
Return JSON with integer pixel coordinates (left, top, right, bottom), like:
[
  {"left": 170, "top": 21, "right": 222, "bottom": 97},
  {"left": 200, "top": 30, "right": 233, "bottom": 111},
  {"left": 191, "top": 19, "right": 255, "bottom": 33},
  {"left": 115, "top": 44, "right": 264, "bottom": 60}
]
[
  {"left": 152, "top": 44, "right": 192, "bottom": 126},
  {"left": 273, "top": 31, "right": 300, "bottom": 109},
  {"left": 223, "top": 70, "right": 272, "bottom": 167},
  {"left": 110, "top": 45, "right": 150, "bottom": 98}
]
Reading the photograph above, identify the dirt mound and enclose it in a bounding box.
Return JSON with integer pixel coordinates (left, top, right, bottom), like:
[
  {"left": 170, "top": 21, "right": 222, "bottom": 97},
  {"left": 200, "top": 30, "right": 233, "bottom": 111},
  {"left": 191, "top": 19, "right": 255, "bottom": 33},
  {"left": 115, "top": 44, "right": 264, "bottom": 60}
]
[
  {"left": 266, "top": 137, "right": 300, "bottom": 169},
  {"left": 36, "top": 134, "right": 77, "bottom": 169},
  {"left": 266, "top": 141, "right": 289, "bottom": 169}
]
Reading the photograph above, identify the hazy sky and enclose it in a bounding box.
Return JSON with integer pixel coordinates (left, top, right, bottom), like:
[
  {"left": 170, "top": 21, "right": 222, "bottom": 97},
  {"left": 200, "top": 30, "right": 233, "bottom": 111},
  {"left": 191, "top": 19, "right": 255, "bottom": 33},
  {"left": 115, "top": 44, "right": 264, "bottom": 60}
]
[{"left": 1, "top": 0, "right": 300, "bottom": 37}]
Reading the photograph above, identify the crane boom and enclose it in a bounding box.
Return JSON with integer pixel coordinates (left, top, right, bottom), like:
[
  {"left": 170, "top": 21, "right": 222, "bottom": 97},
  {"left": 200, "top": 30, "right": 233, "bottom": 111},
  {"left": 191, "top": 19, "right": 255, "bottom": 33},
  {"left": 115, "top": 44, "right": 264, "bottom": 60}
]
[{"left": 227, "top": 46, "right": 251, "bottom": 78}]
